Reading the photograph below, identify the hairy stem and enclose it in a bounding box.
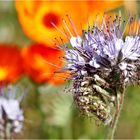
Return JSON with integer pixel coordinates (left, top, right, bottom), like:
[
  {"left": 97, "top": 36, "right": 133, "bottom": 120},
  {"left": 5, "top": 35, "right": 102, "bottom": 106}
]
[{"left": 108, "top": 89, "right": 125, "bottom": 140}]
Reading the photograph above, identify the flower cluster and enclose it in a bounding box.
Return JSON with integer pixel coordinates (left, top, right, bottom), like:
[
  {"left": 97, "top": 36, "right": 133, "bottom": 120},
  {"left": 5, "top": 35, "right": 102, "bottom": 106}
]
[
  {"left": 0, "top": 84, "right": 24, "bottom": 138},
  {"left": 61, "top": 15, "right": 140, "bottom": 125}
]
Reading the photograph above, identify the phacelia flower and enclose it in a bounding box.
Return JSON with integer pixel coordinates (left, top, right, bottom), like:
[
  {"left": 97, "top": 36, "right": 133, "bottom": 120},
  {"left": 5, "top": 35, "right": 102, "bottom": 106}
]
[
  {"left": 0, "top": 84, "right": 24, "bottom": 139},
  {"left": 0, "top": 45, "right": 23, "bottom": 83},
  {"left": 22, "top": 43, "right": 68, "bottom": 85},
  {"left": 59, "top": 15, "right": 140, "bottom": 125}
]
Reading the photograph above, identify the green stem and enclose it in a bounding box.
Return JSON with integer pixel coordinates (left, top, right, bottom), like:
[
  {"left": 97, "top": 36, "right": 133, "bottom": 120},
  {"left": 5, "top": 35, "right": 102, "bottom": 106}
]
[{"left": 108, "top": 89, "right": 125, "bottom": 140}]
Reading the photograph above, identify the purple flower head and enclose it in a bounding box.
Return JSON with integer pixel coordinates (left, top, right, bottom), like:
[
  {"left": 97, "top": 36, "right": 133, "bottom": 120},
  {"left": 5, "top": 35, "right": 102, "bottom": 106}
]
[
  {"left": 0, "top": 84, "right": 24, "bottom": 135},
  {"left": 54, "top": 14, "right": 140, "bottom": 125},
  {"left": 62, "top": 15, "right": 140, "bottom": 85}
]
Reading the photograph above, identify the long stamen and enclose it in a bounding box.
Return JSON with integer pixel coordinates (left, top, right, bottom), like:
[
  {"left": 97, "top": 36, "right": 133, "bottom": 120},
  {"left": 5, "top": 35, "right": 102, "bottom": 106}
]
[
  {"left": 66, "top": 14, "right": 79, "bottom": 37},
  {"left": 122, "top": 16, "right": 131, "bottom": 36},
  {"left": 51, "top": 22, "right": 70, "bottom": 39},
  {"left": 136, "top": 18, "right": 140, "bottom": 35},
  {"left": 43, "top": 59, "right": 63, "bottom": 68},
  {"left": 62, "top": 19, "right": 73, "bottom": 37},
  {"left": 42, "top": 72, "right": 70, "bottom": 80}
]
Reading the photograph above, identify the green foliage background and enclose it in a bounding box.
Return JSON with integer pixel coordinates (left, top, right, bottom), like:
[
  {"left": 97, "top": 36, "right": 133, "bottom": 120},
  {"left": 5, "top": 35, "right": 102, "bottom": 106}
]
[{"left": 0, "top": 1, "right": 140, "bottom": 139}]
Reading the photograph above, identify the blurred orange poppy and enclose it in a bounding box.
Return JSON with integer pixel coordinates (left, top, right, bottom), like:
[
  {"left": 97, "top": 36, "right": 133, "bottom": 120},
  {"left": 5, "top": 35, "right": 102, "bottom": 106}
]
[
  {"left": 87, "top": 1, "right": 123, "bottom": 24},
  {"left": 15, "top": 0, "right": 89, "bottom": 46},
  {"left": 0, "top": 45, "right": 23, "bottom": 83},
  {"left": 15, "top": 1, "right": 123, "bottom": 46},
  {"left": 87, "top": 1, "right": 123, "bottom": 12},
  {"left": 22, "top": 43, "right": 69, "bottom": 85}
]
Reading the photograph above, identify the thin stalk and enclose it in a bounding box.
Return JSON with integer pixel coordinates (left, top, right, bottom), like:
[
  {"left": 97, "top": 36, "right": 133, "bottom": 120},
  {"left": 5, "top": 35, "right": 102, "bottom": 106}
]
[{"left": 108, "top": 88, "right": 125, "bottom": 140}]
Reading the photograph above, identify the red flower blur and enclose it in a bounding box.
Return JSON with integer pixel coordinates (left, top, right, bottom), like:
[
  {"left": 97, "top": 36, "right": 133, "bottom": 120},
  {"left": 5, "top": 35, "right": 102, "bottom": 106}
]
[
  {"left": 0, "top": 44, "right": 23, "bottom": 83},
  {"left": 22, "top": 43, "right": 69, "bottom": 85}
]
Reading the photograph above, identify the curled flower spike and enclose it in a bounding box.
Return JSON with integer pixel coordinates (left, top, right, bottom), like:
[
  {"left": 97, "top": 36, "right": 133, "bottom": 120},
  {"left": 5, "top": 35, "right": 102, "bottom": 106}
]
[
  {"left": 0, "top": 84, "right": 24, "bottom": 139},
  {"left": 56, "top": 14, "right": 140, "bottom": 127}
]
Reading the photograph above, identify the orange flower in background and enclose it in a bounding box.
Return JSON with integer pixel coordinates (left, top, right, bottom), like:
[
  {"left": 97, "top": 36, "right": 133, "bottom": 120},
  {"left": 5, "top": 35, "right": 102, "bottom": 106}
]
[
  {"left": 0, "top": 45, "right": 23, "bottom": 83},
  {"left": 15, "top": 0, "right": 123, "bottom": 46},
  {"left": 87, "top": 1, "right": 123, "bottom": 24},
  {"left": 87, "top": 1, "right": 123, "bottom": 12},
  {"left": 22, "top": 43, "right": 68, "bottom": 85},
  {"left": 15, "top": 1, "right": 89, "bottom": 46}
]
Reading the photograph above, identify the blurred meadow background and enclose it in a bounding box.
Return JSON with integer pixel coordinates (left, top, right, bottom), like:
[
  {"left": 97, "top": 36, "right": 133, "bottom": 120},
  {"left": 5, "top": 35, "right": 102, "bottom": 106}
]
[{"left": 0, "top": 0, "right": 140, "bottom": 139}]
